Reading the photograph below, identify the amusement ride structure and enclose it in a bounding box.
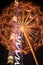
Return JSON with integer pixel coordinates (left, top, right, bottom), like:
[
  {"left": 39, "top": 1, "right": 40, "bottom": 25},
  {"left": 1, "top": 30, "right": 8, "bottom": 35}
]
[{"left": 0, "top": 0, "right": 43, "bottom": 65}]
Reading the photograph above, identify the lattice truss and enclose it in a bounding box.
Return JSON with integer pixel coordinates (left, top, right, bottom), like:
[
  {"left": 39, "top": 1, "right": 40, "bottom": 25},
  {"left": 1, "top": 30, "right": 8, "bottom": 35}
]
[{"left": 0, "top": 1, "right": 43, "bottom": 54}]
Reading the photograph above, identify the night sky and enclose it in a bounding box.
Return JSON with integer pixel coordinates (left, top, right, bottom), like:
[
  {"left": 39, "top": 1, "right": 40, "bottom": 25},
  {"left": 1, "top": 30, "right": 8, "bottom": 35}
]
[{"left": 0, "top": 0, "right": 43, "bottom": 65}]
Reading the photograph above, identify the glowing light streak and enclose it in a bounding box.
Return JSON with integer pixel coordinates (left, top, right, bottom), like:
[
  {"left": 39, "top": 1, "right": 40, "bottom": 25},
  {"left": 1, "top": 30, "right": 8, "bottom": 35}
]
[
  {"left": 25, "top": 15, "right": 30, "bottom": 23},
  {"left": 25, "top": 15, "right": 37, "bottom": 26},
  {"left": 23, "top": 29, "right": 39, "bottom": 65}
]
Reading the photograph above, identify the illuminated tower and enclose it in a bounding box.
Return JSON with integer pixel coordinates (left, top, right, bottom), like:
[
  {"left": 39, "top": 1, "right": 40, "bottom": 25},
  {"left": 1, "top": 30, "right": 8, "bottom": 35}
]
[
  {"left": 7, "top": 0, "right": 23, "bottom": 65},
  {"left": 0, "top": 0, "right": 43, "bottom": 65}
]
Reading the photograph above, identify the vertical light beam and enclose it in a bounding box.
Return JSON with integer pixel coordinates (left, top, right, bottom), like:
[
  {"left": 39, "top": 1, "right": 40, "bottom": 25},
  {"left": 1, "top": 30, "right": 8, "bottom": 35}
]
[{"left": 23, "top": 30, "right": 39, "bottom": 65}]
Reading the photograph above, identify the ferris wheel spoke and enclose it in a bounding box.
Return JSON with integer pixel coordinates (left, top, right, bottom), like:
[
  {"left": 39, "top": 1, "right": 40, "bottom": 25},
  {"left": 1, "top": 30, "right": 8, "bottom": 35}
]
[
  {"left": 27, "top": 30, "right": 39, "bottom": 40},
  {"left": 26, "top": 24, "right": 36, "bottom": 29},
  {"left": 26, "top": 15, "right": 37, "bottom": 26},
  {"left": 25, "top": 15, "right": 29, "bottom": 24}
]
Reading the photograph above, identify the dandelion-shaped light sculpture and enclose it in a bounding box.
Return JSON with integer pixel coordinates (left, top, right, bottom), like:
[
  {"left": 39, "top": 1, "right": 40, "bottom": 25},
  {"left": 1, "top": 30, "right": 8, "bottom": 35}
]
[{"left": 0, "top": 0, "right": 43, "bottom": 65}]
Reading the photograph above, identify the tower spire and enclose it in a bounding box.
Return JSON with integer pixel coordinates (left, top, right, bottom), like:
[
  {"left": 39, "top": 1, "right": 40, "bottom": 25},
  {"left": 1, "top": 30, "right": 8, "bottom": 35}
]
[{"left": 14, "top": 0, "right": 19, "bottom": 6}]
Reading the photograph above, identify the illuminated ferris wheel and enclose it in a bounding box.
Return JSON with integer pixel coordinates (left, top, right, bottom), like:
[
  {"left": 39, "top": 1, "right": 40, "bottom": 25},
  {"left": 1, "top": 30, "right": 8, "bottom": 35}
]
[
  {"left": 0, "top": 0, "right": 43, "bottom": 65},
  {"left": 10, "top": 0, "right": 43, "bottom": 54}
]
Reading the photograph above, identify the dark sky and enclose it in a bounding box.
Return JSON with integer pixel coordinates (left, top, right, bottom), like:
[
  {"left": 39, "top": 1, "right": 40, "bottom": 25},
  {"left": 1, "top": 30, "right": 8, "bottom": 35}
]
[
  {"left": 0, "top": 0, "right": 43, "bottom": 65},
  {"left": 0, "top": 0, "right": 43, "bottom": 10}
]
